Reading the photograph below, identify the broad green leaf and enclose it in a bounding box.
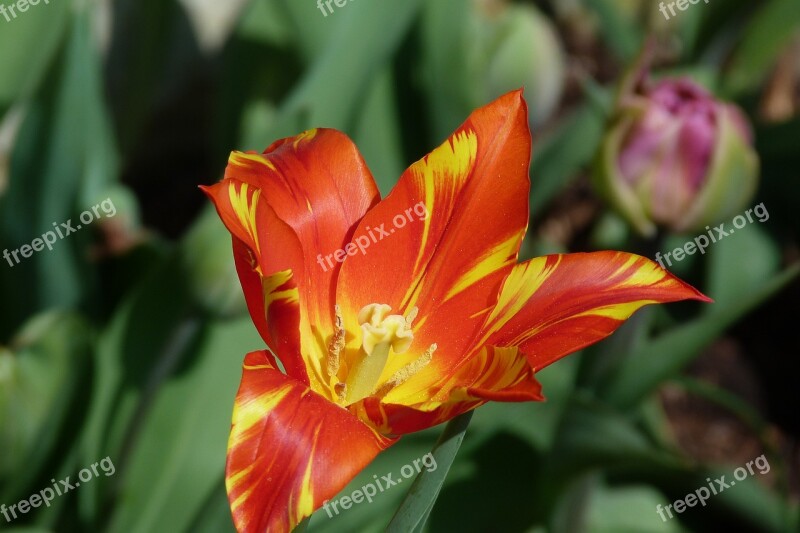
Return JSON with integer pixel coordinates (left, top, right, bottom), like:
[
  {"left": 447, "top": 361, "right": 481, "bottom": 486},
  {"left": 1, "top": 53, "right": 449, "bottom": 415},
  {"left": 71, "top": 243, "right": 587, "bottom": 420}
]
[
  {"left": 270, "top": 0, "right": 335, "bottom": 61},
  {"left": 696, "top": 465, "right": 791, "bottom": 532},
  {"left": 105, "top": 317, "right": 262, "bottom": 533},
  {"left": 236, "top": 0, "right": 293, "bottom": 48},
  {"left": 705, "top": 222, "right": 780, "bottom": 310},
  {"left": 584, "top": 482, "right": 685, "bottom": 533},
  {"left": 186, "top": 481, "right": 236, "bottom": 533},
  {"left": 545, "top": 396, "right": 679, "bottom": 482},
  {"left": 0, "top": 312, "right": 92, "bottom": 504},
  {"left": 0, "top": 0, "right": 72, "bottom": 109},
  {"left": 426, "top": 431, "right": 542, "bottom": 532}
]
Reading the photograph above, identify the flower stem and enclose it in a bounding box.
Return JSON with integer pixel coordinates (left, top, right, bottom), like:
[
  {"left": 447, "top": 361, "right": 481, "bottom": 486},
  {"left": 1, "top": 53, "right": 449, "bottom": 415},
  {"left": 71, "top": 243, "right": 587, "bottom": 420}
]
[{"left": 385, "top": 410, "right": 474, "bottom": 532}]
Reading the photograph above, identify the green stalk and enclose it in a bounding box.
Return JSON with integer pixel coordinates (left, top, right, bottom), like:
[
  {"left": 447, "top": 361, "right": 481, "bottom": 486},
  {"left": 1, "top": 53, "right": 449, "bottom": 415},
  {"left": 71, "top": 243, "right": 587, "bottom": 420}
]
[{"left": 386, "top": 410, "right": 474, "bottom": 532}]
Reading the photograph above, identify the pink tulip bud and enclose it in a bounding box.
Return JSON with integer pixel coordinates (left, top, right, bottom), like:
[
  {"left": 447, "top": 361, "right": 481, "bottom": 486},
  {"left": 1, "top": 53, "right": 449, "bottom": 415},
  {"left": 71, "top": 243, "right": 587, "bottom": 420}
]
[{"left": 595, "top": 59, "right": 759, "bottom": 236}]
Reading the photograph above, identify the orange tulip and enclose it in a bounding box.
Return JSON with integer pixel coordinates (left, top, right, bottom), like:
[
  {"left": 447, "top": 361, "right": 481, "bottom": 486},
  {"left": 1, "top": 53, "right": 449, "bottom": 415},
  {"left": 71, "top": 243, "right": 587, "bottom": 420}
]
[{"left": 202, "top": 90, "right": 710, "bottom": 532}]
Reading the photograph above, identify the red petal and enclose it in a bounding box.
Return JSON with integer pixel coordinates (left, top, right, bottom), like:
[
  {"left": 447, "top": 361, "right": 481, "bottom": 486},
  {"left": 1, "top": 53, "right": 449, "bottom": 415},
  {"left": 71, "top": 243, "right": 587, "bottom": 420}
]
[
  {"left": 204, "top": 183, "right": 312, "bottom": 384},
  {"left": 226, "top": 351, "right": 395, "bottom": 533},
  {"left": 225, "top": 130, "right": 379, "bottom": 342},
  {"left": 483, "top": 251, "right": 711, "bottom": 371},
  {"left": 336, "top": 90, "right": 531, "bottom": 377},
  {"left": 204, "top": 129, "right": 380, "bottom": 391}
]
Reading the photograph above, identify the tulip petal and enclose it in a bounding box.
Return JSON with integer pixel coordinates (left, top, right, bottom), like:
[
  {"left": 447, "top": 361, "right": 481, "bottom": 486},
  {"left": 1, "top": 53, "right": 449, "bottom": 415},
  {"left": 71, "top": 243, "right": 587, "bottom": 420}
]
[
  {"left": 336, "top": 90, "right": 531, "bottom": 377},
  {"left": 226, "top": 351, "right": 395, "bottom": 533},
  {"left": 203, "top": 181, "right": 315, "bottom": 386},
  {"left": 357, "top": 346, "right": 542, "bottom": 435},
  {"left": 205, "top": 129, "right": 380, "bottom": 392},
  {"left": 481, "top": 251, "right": 711, "bottom": 371}
]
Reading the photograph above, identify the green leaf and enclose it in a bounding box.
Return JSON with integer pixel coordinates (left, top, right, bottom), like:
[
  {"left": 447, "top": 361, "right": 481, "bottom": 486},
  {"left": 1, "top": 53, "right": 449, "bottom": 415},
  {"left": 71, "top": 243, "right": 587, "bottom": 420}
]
[
  {"left": 105, "top": 317, "right": 262, "bottom": 533},
  {"left": 419, "top": 0, "right": 475, "bottom": 140},
  {"left": 603, "top": 265, "right": 800, "bottom": 409},
  {"left": 587, "top": 0, "right": 643, "bottom": 62},
  {"left": 352, "top": 68, "right": 405, "bottom": 196},
  {"left": 268, "top": 0, "right": 423, "bottom": 137},
  {"left": 705, "top": 222, "right": 780, "bottom": 310},
  {"left": 583, "top": 482, "right": 685, "bottom": 533},
  {"left": 0, "top": 9, "right": 119, "bottom": 334},
  {"left": 185, "top": 481, "right": 236, "bottom": 533},
  {"left": 699, "top": 465, "right": 792, "bottom": 532},
  {"left": 531, "top": 102, "right": 606, "bottom": 214},
  {"left": 545, "top": 395, "right": 678, "bottom": 482},
  {"left": 0, "top": 0, "right": 72, "bottom": 109},
  {"left": 386, "top": 411, "right": 474, "bottom": 533},
  {"left": 236, "top": 0, "right": 293, "bottom": 48},
  {"left": 78, "top": 254, "right": 198, "bottom": 522},
  {"left": 269, "top": 0, "right": 335, "bottom": 61},
  {"left": 0, "top": 312, "right": 92, "bottom": 504},
  {"left": 724, "top": 0, "right": 800, "bottom": 96}
]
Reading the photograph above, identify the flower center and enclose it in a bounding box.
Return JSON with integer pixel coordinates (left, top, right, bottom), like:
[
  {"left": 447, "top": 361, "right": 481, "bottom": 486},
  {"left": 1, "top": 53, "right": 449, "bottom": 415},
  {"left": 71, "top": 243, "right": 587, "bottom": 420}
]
[
  {"left": 326, "top": 303, "right": 436, "bottom": 406},
  {"left": 344, "top": 304, "right": 414, "bottom": 404}
]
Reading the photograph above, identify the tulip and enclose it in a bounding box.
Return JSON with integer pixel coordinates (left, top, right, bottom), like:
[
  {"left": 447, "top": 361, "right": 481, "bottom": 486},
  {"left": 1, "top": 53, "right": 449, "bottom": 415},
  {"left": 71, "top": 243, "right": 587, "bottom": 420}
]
[
  {"left": 595, "top": 62, "right": 759, "bottom": 236},
  {"left": 202, "top": 90, "right": 709, "bottom": 532}
]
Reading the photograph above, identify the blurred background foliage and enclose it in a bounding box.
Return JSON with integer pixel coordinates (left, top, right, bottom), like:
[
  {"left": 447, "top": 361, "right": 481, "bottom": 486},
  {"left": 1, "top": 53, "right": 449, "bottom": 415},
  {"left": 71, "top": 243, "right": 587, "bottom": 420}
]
[{"left": 0, "top": 0, "right": 798, "bottom": 531}]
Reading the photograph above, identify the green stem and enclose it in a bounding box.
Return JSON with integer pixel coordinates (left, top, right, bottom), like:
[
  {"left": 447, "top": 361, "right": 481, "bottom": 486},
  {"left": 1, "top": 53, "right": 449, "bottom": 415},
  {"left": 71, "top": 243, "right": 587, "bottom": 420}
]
[{"left": 385, "top": 410, "right": 474, "bottom": 533}]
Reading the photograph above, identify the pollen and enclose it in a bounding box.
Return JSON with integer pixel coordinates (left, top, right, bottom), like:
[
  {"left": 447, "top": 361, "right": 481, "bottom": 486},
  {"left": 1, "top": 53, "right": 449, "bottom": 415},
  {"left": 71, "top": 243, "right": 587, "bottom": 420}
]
[
  {"left": 375, "top": 343, "right": 437, "bottom": 397},
  {"left": 327, "top": 304, "right": 345, "bottom": 378}
]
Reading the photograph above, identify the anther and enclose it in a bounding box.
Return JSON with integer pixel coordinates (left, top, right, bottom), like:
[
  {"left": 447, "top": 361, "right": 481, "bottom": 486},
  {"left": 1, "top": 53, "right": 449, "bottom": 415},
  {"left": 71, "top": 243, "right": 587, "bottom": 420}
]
[
  {"left": 375, "top": 343, "right": 437, "bottom": 396},
  {"left": 327, "top": 304, "right": 345, "bottom": 378}
]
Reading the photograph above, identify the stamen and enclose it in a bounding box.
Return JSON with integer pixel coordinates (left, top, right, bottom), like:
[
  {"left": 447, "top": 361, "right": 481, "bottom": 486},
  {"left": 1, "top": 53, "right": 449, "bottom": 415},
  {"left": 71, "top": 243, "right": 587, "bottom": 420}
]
[
  {"left": 327, "top": 304, "right": 345, "bottom": 378},
  {"left": 334, "top": 382, "right": 348, "bottom": 403},
  {"left": 375, "top": 343, "right": 437, "bottom": 396},
  {"left": 405, "top": 307, "right": 419, "bottom": 327},
  {"left": 344, "top": 304, "right": 414, "bottom": 404}
]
